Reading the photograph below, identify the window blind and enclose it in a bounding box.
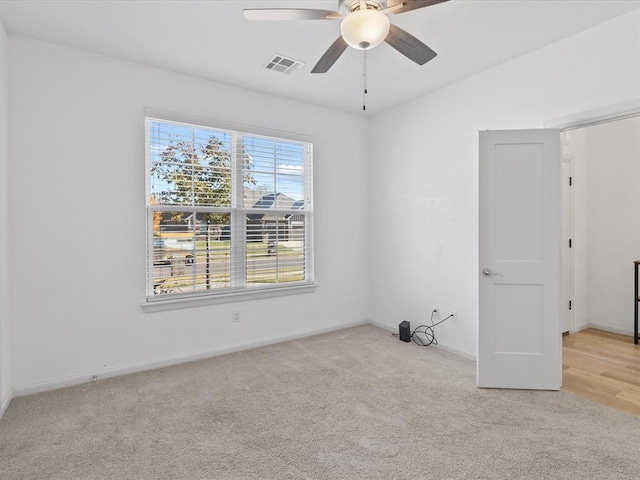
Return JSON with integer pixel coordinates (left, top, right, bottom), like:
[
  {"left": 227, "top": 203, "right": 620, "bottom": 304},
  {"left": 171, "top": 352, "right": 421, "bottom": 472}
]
[{"left": 146, "top": 117, "right": 313, "bottom": 301}]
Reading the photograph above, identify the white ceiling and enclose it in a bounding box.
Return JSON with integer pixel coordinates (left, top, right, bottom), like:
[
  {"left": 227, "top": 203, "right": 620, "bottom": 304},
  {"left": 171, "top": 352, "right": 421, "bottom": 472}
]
[{"left": 0, "top": 0, "right": 637, "bottom": 116}]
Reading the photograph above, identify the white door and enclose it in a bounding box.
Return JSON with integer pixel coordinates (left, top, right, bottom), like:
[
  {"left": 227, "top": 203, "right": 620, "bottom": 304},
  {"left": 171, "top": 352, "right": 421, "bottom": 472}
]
[{"left": 478, "top": 129, "right": 562, "bottom": 390}]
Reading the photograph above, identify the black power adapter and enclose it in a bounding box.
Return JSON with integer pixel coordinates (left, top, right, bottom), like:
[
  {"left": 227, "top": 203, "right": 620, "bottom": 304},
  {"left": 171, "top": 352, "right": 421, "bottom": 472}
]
[{"left": 398, "top": 321, "right": 411, "bottom": 342}]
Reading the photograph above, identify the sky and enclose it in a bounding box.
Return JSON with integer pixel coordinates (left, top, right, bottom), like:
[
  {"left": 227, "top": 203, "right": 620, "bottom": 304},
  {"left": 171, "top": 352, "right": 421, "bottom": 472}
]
[{"left": 148, "top": 119, "right": 307, "bottom": 204}]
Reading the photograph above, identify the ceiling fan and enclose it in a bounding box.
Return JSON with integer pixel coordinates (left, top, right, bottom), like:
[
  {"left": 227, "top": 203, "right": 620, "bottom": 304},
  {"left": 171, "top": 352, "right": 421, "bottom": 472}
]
[{"left": 244, "top": 0, "right": 449, "bottom": 73}]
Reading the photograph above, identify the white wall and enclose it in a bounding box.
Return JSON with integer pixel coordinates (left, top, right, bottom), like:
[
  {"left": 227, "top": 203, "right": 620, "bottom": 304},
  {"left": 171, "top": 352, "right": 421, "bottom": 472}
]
[
  {"left": 0, "top": 19, "right": 11, "bottom": 412},
  {"left": 587, "top": 117, "right": 640, "bottom": 335},
  {"left": 7, "top": 35, "right": 370, "bottom": 392},
  {"left": 5, "top": 9, "right": 640, "bottom": 397},
  {"left": 369, "top": 10, "right": 640, "bottom": 357}
]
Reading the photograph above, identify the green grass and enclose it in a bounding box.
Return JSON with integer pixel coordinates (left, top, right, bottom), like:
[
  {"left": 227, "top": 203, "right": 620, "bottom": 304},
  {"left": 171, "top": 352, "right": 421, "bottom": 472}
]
[
  {"left": 154, "top": 240, "right": 305, "bottom": 294},
  {"left": 154, "top": 267, "right": 304, "bottom": 293},
  {"left": 191, "top": 240, "right": 298, "bottom": 258}
]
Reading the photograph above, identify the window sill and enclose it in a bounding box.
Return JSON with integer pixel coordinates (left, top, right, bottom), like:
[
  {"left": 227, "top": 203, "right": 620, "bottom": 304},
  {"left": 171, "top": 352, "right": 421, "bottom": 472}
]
[{"left": 141, "top": 283, "right": 316, "bottom": 313}]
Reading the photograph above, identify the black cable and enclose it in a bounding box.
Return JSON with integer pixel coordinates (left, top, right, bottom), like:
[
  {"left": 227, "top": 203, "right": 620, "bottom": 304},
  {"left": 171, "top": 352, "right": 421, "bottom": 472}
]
[{"left": 394, "top": 310, "right": 454, "bottom": 346}]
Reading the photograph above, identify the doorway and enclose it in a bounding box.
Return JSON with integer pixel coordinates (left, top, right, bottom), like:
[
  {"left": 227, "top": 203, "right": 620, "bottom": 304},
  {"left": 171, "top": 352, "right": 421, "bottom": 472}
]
[
  {"left": 560, "top": 115, "right": 640, "bottom": 337},
  {"left": 555, "top": 110, "right": 640, "bottom": 410}
]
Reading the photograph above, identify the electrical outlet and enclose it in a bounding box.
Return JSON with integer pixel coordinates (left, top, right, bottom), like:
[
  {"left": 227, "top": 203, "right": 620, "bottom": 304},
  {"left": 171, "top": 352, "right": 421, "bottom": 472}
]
[
  {"left": 432, "top": 307, "right": 440, "bottom": 321},
  {"left": 450, "top": 311, "right": 457, "bottom": 324},
  {"left": 232, "top": 311, "right": 240, "bottom": 323}
]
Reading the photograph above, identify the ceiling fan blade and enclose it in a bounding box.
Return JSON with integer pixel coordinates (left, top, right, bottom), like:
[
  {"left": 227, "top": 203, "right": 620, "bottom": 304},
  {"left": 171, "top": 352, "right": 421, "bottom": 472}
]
[
  {"left": 243, "top": 9, "right": 340, "bottom": 21},
  {"left": 311, "top": 36, "right": 349, "bottom": 74},
  {"left": 387, "top": 0, "right": 449, "bottom": 15},
  {"left": 385, "top": 24, "right": 437, "bottom": 65}
]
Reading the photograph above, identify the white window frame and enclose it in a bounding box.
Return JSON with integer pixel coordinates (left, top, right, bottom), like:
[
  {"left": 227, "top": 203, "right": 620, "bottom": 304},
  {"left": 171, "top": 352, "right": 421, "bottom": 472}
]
[{"left": 143, "top": 110, "right": 315, "bottom": 312}]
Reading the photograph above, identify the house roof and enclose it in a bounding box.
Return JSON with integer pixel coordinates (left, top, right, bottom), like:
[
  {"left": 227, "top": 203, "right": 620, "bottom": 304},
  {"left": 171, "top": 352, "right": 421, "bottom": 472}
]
[{"left": 247, "top": 192, "right": 302, "bottom": 221}]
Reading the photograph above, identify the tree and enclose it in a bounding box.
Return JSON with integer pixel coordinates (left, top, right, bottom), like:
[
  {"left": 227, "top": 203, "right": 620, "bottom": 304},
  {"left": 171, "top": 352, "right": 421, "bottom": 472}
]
[
  {"left": 149, "top": 195, "right": 162, "bottom": 234},
  {"left": 151, "top": 134, "right": 255, "bottom": 226}
]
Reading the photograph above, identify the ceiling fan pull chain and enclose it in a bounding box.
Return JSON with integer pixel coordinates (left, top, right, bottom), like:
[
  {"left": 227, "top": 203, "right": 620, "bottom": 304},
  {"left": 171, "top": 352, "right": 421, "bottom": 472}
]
[{"left": 363, "top": 49, "right": 368, "bottom": 111}]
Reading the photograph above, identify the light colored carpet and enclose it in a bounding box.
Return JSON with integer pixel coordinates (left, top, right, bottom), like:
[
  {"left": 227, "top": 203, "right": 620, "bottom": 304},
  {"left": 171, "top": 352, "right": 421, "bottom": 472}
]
[{"left": 1, "top": 324, "right": 639, "bottom": 479}]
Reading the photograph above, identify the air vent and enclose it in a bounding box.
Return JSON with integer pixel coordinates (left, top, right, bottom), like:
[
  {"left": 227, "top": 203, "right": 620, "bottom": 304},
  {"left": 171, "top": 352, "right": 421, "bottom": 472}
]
[{"left": 264, "top": 54, "right": 305, "bottom": 74}]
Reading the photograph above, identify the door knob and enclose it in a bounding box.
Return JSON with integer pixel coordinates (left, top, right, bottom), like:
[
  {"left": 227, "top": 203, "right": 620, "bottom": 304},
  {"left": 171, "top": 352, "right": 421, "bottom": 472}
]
[{"left": 482, "top": 268, "right": 503, "bottom": 277}]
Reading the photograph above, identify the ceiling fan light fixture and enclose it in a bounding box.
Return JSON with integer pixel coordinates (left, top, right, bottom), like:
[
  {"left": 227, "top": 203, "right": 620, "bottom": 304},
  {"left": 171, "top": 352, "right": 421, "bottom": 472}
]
[{"left": 340, "top": 9, "right": 390, "bottom": 50}]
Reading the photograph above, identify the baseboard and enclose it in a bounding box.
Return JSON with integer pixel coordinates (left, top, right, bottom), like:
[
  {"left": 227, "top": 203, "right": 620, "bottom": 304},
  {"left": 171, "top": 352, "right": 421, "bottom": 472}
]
[
  {"left": 434, "top": 342, "right": 476, "bottom": 361},
  {"left": 12, "top": 319, "right": 369, "bottom": 398},
  {"left": 368, "top": 319, "right": 396, "bottom": 334},
  {"left": 367, "top": 320, "right": 476, "bottom": 361},
  {"left": 585, "top": 323, "right": 635, "bottom": 337},
  {"left": 1, "top": 389, "right": 12, "bottom": 419}
]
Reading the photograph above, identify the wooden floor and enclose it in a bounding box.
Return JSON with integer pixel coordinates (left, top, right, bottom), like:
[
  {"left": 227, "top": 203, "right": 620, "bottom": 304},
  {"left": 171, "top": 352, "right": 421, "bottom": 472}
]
[{"left": 563, "top": 328, "right": 640, "bottom": 417}]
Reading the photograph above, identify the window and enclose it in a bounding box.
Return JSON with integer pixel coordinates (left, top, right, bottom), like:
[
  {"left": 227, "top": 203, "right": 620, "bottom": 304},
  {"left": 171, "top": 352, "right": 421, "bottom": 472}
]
[{"left": 145, "top": 114, "right": 313, "bottom": 305}]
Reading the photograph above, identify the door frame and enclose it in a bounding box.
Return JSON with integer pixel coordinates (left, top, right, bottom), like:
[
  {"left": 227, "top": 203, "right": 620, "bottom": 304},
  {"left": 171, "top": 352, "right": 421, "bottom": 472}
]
[
  {"left": 546, "top": 99, "right": 640, "bottom": 335},
  {"left": 561, "top": 156, "right": 574, "bottom": 334},
  {"left": 545, "top": 100, "right": 640, "bottom": 132}
]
